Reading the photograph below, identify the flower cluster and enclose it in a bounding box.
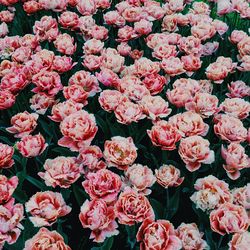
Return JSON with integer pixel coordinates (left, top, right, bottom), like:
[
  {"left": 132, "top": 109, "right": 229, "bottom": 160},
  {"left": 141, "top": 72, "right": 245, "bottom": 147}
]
[{"left": 0, "top": 0, "right": 249, "bottom": 249}]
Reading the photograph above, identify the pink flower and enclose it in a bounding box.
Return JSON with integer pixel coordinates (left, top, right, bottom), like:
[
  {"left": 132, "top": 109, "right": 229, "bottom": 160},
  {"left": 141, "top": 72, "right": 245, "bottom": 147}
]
[
  {"left": 114, "top": 100, "right": 145, "bottom": 124},
  {"left": 185, "top": 93, "right": 219, "bottom": 118},
  {"left": 0, "top": 89, "right": 15, "bottom": 110},
  {"left": 210, "top": 203, "right": 249, "bottom": 235},
  {"left": 38, "top": 156, "right": 82, "bottom": 188},
  {"left": 229, "top": 30, "right": 248, "bottom": 44},
  {"left": 167, "top": 88, "right": 193, "bottom": 108},
  {"left": 179, "top": 136, "right": 215, "bottom": 171},
  {"left": 169, "top": 111, "right": 209, "bottom": 137},
  {"left": 0, "top": 143, "right": 14, "bottom": 169},
  {"left": 229, "top": 232, "right": 250, "bottom": 250},
  {"left": 12, "top": 46, "right": 31, "bottom": 63},
  {"left": 79, "top": 199, "right": 119, "bottom": 243},
  {"left": 58, "top": 110, "right": 98, "bottom": 152},
  {"left": 140, "top": 95, "right": 172, "bottom": 120},
  {"left": 98, "top": 90, "right": 123, "bottom": 112},
  {"left": 32, "top": 70, "right": 63, "bottom": 97},
  {"left": 100, "top": 48, "right": 125, "bottom": 73},
  {"left": 6, "top": 111, "right": 39, "bottom": 138},
  {"left": 0, "top": 22, "right": 8, "bottom": 37},
  {"left": 220, "top": 98, "right": 250, "bottom": 119},
  {"left": 152, "top": 44, "right": 177, "bottom": 60},
  {"left": 232, "top": 185, "right": 250, "bottom": 210},
  {"left": 24, "top": 227, "right": 71, "bottom": 249},
  {"left": 25, "top": 191, "right": 71, "bottom": 227},
  {"left": 83, "top": 54, "right": 101, "bottom": 71},
  {"left": 201, "top": 41, "right": 219, "bottom": 56},
  {"left": 77, "top": 146, "right": 106, "bottom": 172},
  {"left": 134, "top": 57, "right": 160, "bottom": 77},
  {"left": 191, "top": 175, "right": 232, "bottom": 211},
  {"left": 217, "top": 0, "right": 232, "bottom": 15},
  {"left": 95, "top": 68, "right": 120, "bottom": 88},
  {"left": 221, "top": 143, "right": 250, "bottom": 180},
  {"left": 191, "top": 22, "right": 216, "bottom": 41},
  {"left": 0, "top": 72, "right": 28, "bottom": 94},
  {"left": 238, "top": 37, "right": 250, "bottom": 57},
  {"left": 212, "top": 20, "right": 229, "bottom": 36},
  {"left": 63, "top": 85, "right": 88, "bottom": 105},
  {"left": 115, "top": 188, "right": 155, "bottom": 225},
  {"left": 147, "top": 120, "right": 182, "bottom": 151},
  {"left": 134, "top": 19, "right": 153, "bottom": 36},
  {"left": 0, "top": 10, "right": 14, "bottom": 23},
  {"left": 39, "top": 0, "right": 68, "bottom": 12},
  {"left": 104, "top": 136, "right": 137, "bottom": 170},
  {"left": 161, "top": 57, "right": 185, "bottom": 76},
  {"left": 82, "top": 169, "right": 122, "bottom": 203},
  {"left": 58, "top": 11, "right": 79, "bottom": 30},
  {"left": 54, "top": 33, "right": 76, "bottom": 56},
  {"left": 162, "top": 14, "right": 178, "bottom": 32},
  {"left": 23, "top": 1, "right": 42, "bottom": 14},
  {"left": 122, "top": 6, "right": 142, "bottom": 22},
  {"left": 30, "top": 93, "right": 57, "bottom": 115},
  {"left": 33, "top": 16, "right": 59, "bottom": 42},
  {"left": 124, "top": 164, "right": 156, "bottom": 194},
  {"left": 49, "top": 100, "right": 83, "bottom": 122},
  {"left": 227, "top": 81, "right": 250, "bottom": 98},
  {"left": 77, "top": 0, "right": 96, "bottom": 16},
  {"left": 155, "top": 165, "right": 184, "bottom": 188},
  {"left": 137, "top": 219, "right": 182, "bottom": 250},
  {"left": 0, "top": 175, "right": 18, "bottom": 205},
  {"left": 178, "top": 36, "right": 202, "bottom": 55},
  {"left": 142, "top": 74, "right": 167, "bottom": 95},
  {"left": 104, "top": 10, "right": 125, "bottom": 27},
  {"left": 205, "top": 62, "right": 229, "bottom": 84},
  {"left": 16, "top": 133, "right": 48, "bottom": 158},
  {"left": 0, "top": 201, "right": 24, "bottom": 247},
  {"left": 176, "top": 223, "right": 208, "bottom": 250},
  {"left": 52, "top": 56, "right": 76, "bottom": 73},
  {"left": 214, "top": 114, "right": 247, "bottom": 143},
  {"left": 83, "top": 38, "right": 104, "bottom": 55},
  {"left": 181, "top": 55, "right": 202, "bottom": 75},
  {"left": 69, "top": 70, "right": 100, "bottom": 97}
]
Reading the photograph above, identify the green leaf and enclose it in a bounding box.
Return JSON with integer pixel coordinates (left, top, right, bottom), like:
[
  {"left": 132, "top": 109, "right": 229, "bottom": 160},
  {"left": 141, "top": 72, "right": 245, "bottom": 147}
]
[
  {"left": 25, "top": 176, "right": 47, "bottom": 191},
  {"left": 72, "top": 184, "right": 88, "bottom": 206},
  {"left": 125, "top": 225, "right": 136, "bottom": 249},
  {"left": 91, "top": 237, "right": 114, "bottom": 250},
  {"left": 150, "top": 198, "right": 164, "bottom": 219}
]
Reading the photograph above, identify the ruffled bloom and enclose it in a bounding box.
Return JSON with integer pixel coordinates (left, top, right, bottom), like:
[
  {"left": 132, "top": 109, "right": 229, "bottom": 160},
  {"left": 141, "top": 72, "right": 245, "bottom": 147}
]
[
  {"left": 221, "top": 143, "right": 250, "bottom": 180},
  {"left": 103, "top": 136, "right": 137, "bottom": 170},
  {"left": 179, "top": 136, "right": 215, "bottom": 171},
  {"left": 0, "top": 201, "right": 24, "bottom": 247},
  {"left": 115, "top": 188, "right": 155, "bottom": 225},
  {"left": 82, "top": 169, "right": 122, "bottom": 203},
  {"left": 229, "top": 232, "right": 250, "bottom": 250},
  {"left": 137, "top": 219, "right": 182, "bottom": 250},
  {"left": 16, "top": 134, "right": 48, "bottom": 158},
  {"left": 124, "top": 164, "right": 156, "bottom": 194},
  {"left": 58, "top": 110, "right": 98, "bottom": 152},
  {"left": 79, "top": 199, "right": 119, "bottom": 243},
  {"left": 6, "top": 111, "right": 38, "bottom": 138},
  {"left": 38, "top": 156, "right": 82, "bottom": 188},
  {"left": 0, "top": 175, "right": 18, "bottom": 205},
  {"left": 0, "top": 143, "right": 14, "bottom": 169},
  {"left": 191, "top": 175, "right": 232, "bottom": 211},
  {"left": 147, "top": 120, "right": 182, "bottom": 151},
  {"left": 176, "top": 223, "right": 209, "bottom": 250},
  {"left": 210, "top": 202, "right": 249, "bottom": 235},
  {"left": 24, "top": 227, "right": 71, "bottom": 250},
  {"left": 25, "top": 191, "right": 71, "bottom": 227},
  {"left": 214, "top": 114, "right": 247, "bottom": 143},
  {"left": 155, "top": 165, "right": 184, "bottom": 188}
]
